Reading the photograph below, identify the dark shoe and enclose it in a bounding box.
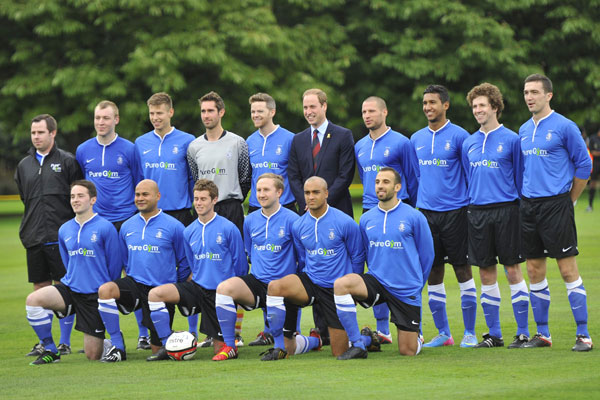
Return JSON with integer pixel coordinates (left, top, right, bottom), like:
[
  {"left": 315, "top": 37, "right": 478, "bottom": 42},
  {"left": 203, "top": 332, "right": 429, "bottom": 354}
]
[
  {"left": 57, "top": 343, "right": 71, "bottom": 355},
  {"left": 100, "top": 346, "right": 127, "bottom": 362},
  {"left": 360, "top": 326, "right": 381, "bottom": 352},
  {"left": 572, "top": 335, "right": 593, "bottom": 352},
  {"left": 198, "top": 336, "right": 213, "bottom": 348},
  {"left": 26, "top": 343, "right": 45, "bottom": 357},
  {"left": 249, "top": 331, "right": 274, "bottom": 346},
  {"left": 337, "top": 345, "right": 368, "bottom": 360},
  {"left": 474, "top": 333, "right": 504, "bottom": 348},
  {"left": 522, "top": 333, "right": 552, "bottom": 348},
  {"left": 136, "top": 336, "right": 151, "bottom": 350},
  {"left": 30, "top": 350, "right": 60, "bottom": 365},
  {"left": 507, "top": 334, "right": 529, "bottom": 349},
  {"left": 146, "top": 346, "right": 170, "bottom": 361},
  {"left": 260, "top": 347, "right": 288, "bottom": 361}
]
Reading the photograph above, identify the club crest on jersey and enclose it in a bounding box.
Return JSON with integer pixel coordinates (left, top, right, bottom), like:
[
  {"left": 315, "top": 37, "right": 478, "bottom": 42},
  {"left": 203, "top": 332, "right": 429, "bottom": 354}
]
[
  {"left": 226, "top": 150, "right": 233, "bottom": 159},
  {"left": 90, "top": 233, "right": 98, "bottom": 242},
  {"left": 398, "top": 223, "right": 405, "bottom": 232},
  {"left": 276, "top": 145, "right": 282, "bottom": 155},
  {"left": 172, "top": 145, "right": 179, "bottom": 154},
  {"left": 383, "top": 148, "right": 390, "bottom": 157},
  {"left": 216, "top": 234, "right": 223, "bottom": 244},
  {"left": 328, "top": 230, "right": 335, "bottom": 240},
  {"left": 156, "top": 230, "right": 163, "bottom": 239},
  {"left": 444, "top": 141, "right": 451, "bottom": 151},
  {"left": 497, "top": 144, "right": 503, "bottom": 153},
  {"left": 117, "top": 156, "right": 124, "bottom": 165},
  {"left": 546, "top": 131, "right": 552, "bottom": 141},
  {"left": 50, "top": 163, "right": 62, "bottom": 172},
  {"left": 278, "top": 227, "right": 285, "bottom": 238}
]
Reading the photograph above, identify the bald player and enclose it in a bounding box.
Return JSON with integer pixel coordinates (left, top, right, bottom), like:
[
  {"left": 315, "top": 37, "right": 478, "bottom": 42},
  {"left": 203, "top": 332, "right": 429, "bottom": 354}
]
[
  {"left": 97, "top": 179, "right": 190, "bottom": 362},
  {"left": 263, "top": 177, "right": 365, "bottom": 360}
]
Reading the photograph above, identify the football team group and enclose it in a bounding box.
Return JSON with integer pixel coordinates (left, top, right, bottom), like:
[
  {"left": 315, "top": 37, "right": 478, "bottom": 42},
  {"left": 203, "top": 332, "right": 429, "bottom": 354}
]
[{"left": 16, "top": 73, "right": 593, "bottom": 366}]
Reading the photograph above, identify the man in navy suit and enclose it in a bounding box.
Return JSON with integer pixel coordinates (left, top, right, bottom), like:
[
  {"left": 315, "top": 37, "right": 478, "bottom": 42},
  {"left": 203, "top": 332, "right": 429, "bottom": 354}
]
[{"left": 288, "top": 88, "right": 355, "bottom": 218}]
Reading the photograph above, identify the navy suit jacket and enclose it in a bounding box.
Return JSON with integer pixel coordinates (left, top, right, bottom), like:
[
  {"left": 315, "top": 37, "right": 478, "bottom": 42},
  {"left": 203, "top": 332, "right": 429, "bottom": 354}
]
[{"left": 288, "top": 121, "right": 355, "bottom": 217}]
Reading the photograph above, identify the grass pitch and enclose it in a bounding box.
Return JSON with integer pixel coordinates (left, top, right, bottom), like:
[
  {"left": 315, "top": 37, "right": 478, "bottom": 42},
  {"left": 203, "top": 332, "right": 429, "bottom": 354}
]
[{"left": 0, "top": 195, "right": 598, "bottom": 399}]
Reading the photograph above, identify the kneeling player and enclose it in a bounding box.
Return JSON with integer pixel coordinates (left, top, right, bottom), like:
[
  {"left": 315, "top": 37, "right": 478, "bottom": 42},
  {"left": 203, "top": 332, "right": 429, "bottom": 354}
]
[
  {"left": 147, "top": 179, "right": 247, "bottom": 361},
  {"left": 265, "top": 177, "right": 365, "bottom": 359},
  {"left": 26, "top": 181, "right": 121, "bottom": 365},
  {"left": 334, "top": 168, "right": 434, "bottom": 359},
  {"left": 97, "top": 179, "right": 190, "bottom": 362},
  {"left": 215, "top": 173, "right": 307, "bottom": 360}
]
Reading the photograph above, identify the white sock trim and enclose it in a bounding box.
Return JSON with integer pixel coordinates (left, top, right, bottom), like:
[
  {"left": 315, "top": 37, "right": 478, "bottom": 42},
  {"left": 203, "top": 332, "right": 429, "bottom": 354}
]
[
  {"left": 428, "top": 283, "right": 446, "bottom": 294},
  {"left": 565, "top": 276, "right": 583, "bottom": 290},
  {"left": 148, "top": 301, "right": 166, "bottom": 312},
  {"left": 458, "top": 279, "right": 476, "bottom": 291},
  {"left": 509, "top": 280, "right": 528, "bottom": 295},
  {"left": 266, "top": 295, "right": 284, "bottom": 307},
  {"left": 530, "top": 279, "right": 548, "bottom": 292},
  {"left": 215, "top": 293, "right": 235, "bottom": 307},
  {"left": 26, "top": 305, "right": 47, "bottom": 320},
  {"left": 334, "top": 294, "right": 354, "bottom": 305}
]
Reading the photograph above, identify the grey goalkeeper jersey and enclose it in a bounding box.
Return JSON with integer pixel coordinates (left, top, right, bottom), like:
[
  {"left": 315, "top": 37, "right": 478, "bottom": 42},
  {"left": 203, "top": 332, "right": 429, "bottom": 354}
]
[{"left": 187, "top": 131, "right": 251, "bottom": 202}]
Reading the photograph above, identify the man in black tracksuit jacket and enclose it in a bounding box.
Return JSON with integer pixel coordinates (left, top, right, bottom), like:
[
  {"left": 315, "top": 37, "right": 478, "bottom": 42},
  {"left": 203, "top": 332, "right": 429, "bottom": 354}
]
[{"left": 15, "top": 114, "right": 83, "bottom": 356}]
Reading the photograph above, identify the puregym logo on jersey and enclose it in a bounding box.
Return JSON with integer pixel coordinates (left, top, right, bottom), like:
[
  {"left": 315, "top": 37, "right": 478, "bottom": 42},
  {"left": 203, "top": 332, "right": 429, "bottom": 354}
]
[
  {"left": 252, "top": 161, "right": 279, "bottom": 169},
  {"left": 522, "top": 148, "right": 549, "bottom": 157},
  {"left": 253, "top": 243, "right": 283, "bottom": 253},
  {"left": 128, "top": 244, "right": 160, "bottom": 253},
  {"left": 369, "top": 240, "right": 404, "bottom": 249},
  {"left": 88, "top": 170, "right": 120, "bottom": 179},
  {"left": 362, "top": 164, "right": 381, "bottom": 173},
  {"left": 419, "top": 158, "right": 448, "bottom": 167},
  {"left": 469, "top": 160, "right": 499, "bottom": 169},
  {"left": 145, "top": 161, "right": 176, "bottom": 170},
  {"left": 194, "top": 252, "right": 222, "bottom": 260},
  {"left": 307, "top": 248, "right": 336, "bottom": 256},
  {"left": 68, "top": 248, "right": 96, "bottom": 257},
  {"left": 198, "top": 167, "right": 227, "bottom": 176}
]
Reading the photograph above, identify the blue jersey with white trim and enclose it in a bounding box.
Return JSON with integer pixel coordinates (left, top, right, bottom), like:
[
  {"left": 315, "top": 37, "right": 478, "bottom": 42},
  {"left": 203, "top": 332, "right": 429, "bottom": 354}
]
[
  {"left": 292, "top": 206, "right": 365, "bottom": 288},
  {"left": 184, "top": 214, "right": 248, "bottom": 290},
  {"left": 246, "top": 126, "right": 295, "bottom": 207},
  {"left": 59, "top": 214, "right": 122, "bottom": 294},
  {"left": 360, "top": 201, "right": 433, "bottom": 306},
  {"left": 461, "top": 125, "right": 522, "bottom": 205},
  {"left": 119, "top": 211, "right": 190, "bottom": 286},
  {"left": 519, "top": 111, "right": 592, "bottom": 198},
  {"left": 134, "top": 128, "right": 194, "bottom": 211},
  {"left": 244, "top": 206, "right": 301, "bottom": 283},
  {"left": 355, "top": 128, "right": 419, "bottom": 208},
  {"left": 411, "top": 121, "right": 469, "bottom": 211},
  {"left": 76, "top": 135, "right": 137, "bottom": 221}
]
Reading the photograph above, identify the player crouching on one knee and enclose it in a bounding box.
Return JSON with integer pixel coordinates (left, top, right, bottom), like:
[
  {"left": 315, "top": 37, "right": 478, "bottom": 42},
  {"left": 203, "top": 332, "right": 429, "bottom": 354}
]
[
  {"left": 26, "top": 180, "right": 122, "bottom": 365},
  {"left": 334, "top": 168, "right": 434, "bottom": 359}
]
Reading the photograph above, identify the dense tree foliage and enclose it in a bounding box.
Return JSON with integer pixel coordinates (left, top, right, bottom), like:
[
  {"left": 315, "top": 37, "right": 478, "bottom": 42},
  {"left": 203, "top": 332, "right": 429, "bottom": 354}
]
[{"left": 1, "top": 0, "right": 599, "bottom": 178}]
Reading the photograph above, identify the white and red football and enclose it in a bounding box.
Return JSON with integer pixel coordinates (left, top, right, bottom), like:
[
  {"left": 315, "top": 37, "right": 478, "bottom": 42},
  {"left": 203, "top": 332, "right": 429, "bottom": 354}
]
[{"left": 165, "top": 331, "right": 197, "bottom": 361}]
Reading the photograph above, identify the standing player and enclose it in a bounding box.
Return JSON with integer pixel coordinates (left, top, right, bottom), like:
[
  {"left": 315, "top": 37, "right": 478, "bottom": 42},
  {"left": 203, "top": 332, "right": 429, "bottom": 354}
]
[
  {"left": 265, "top": 177, "right": 365, "bottom": 359},
  {"left": 76, "top": 101, "right": 137, "bottom": 230},
  {"left": 355, "top": 96, "right": 420, "bottom": 344},
  {"left": 411, "top": 85, "right": 478, "bottom": 348},
  {"left": 463, "top": 83, "right": 530, "bottom": 348},
  {"left": 15, "top": 114, "right": 83, "bottom": 357},
  {"left": 135, "top": 92, "right": 195, "bottom": 225},
  {"left": 147, "top": 179, "right": 247, "bottom": 361},
  {"left": 246, "top": 93, "right": 296, "bottom": 213},
  {"left": 26, "top": 181, "right": 121, "bottom": 364},
  {"left": 134, "top": 92, "right": 198, "bottom": 338},
  {"left": 587, "top": 128, "right": 600, "bottom": 212},
  {"left": 187, "top": 91, "right": 251, "bottom": 234},
  {"left": 187, "top": 91, "right": 252, "bottom": 347},
  {"left": 76, "top": 101, "right": 151, "bottom": 350},
  {"left": 334, "top": 168, "right": 433, "bottom": 359},
  {"left": 214, "top": 173, "right": 304, "bottom": 359},
  {"left": 519, "top": 74, "right": 593, "bottom": 351},
  {"left": 97, "top": 179, "right": 190, "bottom": 362}
]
